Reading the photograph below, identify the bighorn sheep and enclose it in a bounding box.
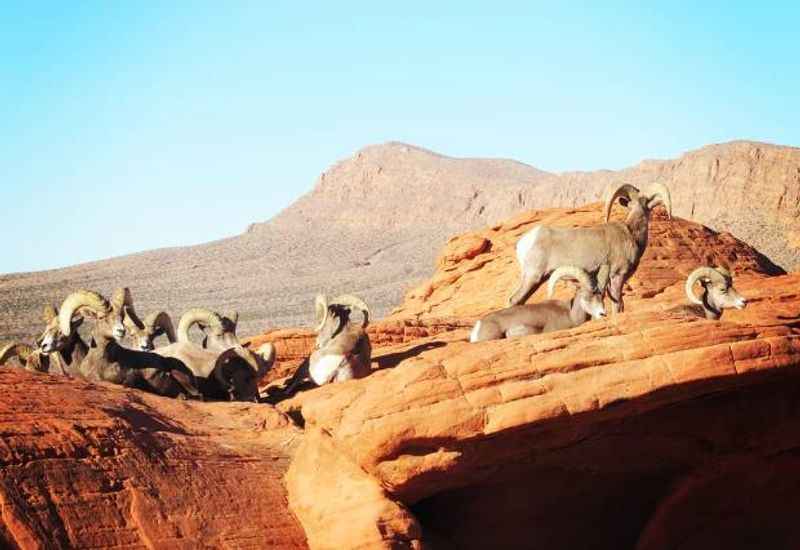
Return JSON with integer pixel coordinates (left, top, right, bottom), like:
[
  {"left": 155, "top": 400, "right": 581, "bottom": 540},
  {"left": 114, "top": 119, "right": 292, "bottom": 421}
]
[
  {"left": 283, "top": 294, "right": 371, "bottom": 395},
  {"left": 125, "top": 311, "right": 176, "bottom": 351},
  {"left": 204, "top": 344, "right": 276, "bottom": 401},
  {"left": 1, "top": 304, "right": 85, "bottom": 374},
  {"left": 0, "top": 342, "right": 43, "bottom": 371},
  {"left": 58, "top": 289, "right": 202, "bottom": 399},
  {"left": 177, "top": 308, "right": 239, "bottom": 350},
  {"left": 35, "top": 303, "right": 89, "bottom": 376},
  {"left": 154, "top": 307, "right": 275, "bottom": 401},
  {"left": 671, "top": 266, "right": 747, "bottom": 319},
  {"left": 470, "top": 266, "right": 606, "bottom": 342},
  {"left": 509, "top": 182, "right": 672, "bottom": 313}
]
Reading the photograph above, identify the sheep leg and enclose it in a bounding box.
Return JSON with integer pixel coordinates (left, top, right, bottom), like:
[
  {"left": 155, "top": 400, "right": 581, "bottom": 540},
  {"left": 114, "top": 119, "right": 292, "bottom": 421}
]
[
  {"left": 507, "top": 270, "right": 546, "bottom": 306},
  {"left": 334, "top": 364, "right": 355, "bottom": 382},
  {"left": 596, "top": 264, "right": 610, "bottom": 293},
  {"left": 505, "top": 325, "right": 539, "bottom": 339},
  {"left": 169, "top": 369, "right": 203, "bottom": 400},
  {"left": 608, "top": 274, "right": 625, "bottom": 313},
  {"left": 283, "top": 357, "right": 310, "bottom": 396},
  {"left": 470, "top": 320, "right": 504, "bottom": 343}
]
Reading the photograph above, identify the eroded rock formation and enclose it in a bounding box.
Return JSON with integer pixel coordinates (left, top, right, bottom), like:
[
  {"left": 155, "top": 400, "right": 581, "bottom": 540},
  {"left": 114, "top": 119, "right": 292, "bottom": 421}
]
[
  {"left": 2, "top": 204, "right": 799, "bottom": 549},
  {"left": 0, "top": 371, "right": 306, "bottom": 549}
]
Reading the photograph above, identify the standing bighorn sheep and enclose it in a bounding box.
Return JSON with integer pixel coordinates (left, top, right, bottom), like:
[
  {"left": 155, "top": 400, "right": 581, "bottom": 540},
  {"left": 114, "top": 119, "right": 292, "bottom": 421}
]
[
  {"left": 509, "top": 182, "right": 672, "bottom": 313},
  {"left": 283, "top": 294, "right": 371, "bottom": 395},
  {"left": 58, "top": 289, "right": 202, "bottom": 399},
  {"left": 670, "top": 266, "right": 747, "bottom": 319},
  {"left": 470, "top": 266, "right": 606, "bottom": 342}
]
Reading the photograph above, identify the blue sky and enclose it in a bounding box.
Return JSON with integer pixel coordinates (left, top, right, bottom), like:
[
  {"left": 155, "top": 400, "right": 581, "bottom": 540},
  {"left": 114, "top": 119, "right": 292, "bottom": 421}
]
[{"left": 1, "top": 2, "right": 798, "bottom": 274}]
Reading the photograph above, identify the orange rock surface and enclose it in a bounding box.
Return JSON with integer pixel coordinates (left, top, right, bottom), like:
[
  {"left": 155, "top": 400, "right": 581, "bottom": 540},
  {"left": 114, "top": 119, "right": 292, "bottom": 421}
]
[
  {"left": 393, "top": 203, "right": 783, "bottom": 320},
  {"left": 279, "top": 271, "right": 800, "bottom": 548},
  {"left": 0, "top": 370, "right": 307, "bottom": 549},
  {"left": 248, "top": 317, "right": 473, "bottom": 385},
  {"left": 3, "top": 203, "right": 800, "bottom": 549}
]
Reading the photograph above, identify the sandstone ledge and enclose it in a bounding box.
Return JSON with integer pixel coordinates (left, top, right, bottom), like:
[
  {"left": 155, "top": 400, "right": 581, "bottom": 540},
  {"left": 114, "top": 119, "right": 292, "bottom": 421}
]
[{"left": 2, "top": 204, "right": 800, "bottom": 549}]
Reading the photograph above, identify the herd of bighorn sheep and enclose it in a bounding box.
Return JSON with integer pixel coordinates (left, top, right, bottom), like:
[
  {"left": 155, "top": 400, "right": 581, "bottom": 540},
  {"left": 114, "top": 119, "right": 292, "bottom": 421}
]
[
  {"left": 1, "top": 182, "right": 748, "bottom": 402},
  {"left": 472, "top": 182, "right": 746, "bottom": 341}
]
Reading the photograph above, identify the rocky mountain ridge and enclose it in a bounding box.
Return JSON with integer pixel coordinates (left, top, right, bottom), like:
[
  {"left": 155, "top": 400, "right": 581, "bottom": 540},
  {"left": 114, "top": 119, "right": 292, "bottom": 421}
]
[{"left": 1, "top": 139, "right": 798, "bottom": 343}]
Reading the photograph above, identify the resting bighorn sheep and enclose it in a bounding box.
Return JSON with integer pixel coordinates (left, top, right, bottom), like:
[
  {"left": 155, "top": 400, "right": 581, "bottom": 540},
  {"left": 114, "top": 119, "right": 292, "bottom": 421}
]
[
  {"left": 125, "top": 311, "right": 176, "bottom": 351},
  {"left": 177, "top": 308, "right": 239, "bottom": 350},
  {"left": 35, "top": 303, "right": 89, "bottom": 376},
  {"left": 155, "top": 307, "right": 275, "bottom": 401},
  {"left": 2, "top": 304, "right": 87, "bottom": 374},
  {"left": 470, "top": 266, "right": 606, "bottom": 342},
  {"left": 509, "top": 182, "right": 672, "bottom": 313},
  {"left": 0, "top": 343, "right": 42, "bottom": 371},
  {"left": 58, "top": 289, "right": 202, "bottom": 399},
  {"left": 205, "top": 344, "right": 276, "bottom": 401},
  {"left": 671, "top": 266, "right": 747, "bottom": 319},
  {"left": 283, "top": 294, "right": 371, "bottom": 395}
]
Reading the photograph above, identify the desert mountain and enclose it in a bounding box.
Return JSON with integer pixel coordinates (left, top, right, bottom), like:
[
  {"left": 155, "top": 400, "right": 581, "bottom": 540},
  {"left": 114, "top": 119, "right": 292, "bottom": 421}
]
[{"left": 1, "top": 140, "right": 798, "bottom": 341}]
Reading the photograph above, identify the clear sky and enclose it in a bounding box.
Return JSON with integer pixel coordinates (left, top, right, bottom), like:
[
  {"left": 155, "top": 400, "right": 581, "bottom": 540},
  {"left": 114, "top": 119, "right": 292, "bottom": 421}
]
[{"left": 1, "top": 2, "right": 798, "bottom": 274}]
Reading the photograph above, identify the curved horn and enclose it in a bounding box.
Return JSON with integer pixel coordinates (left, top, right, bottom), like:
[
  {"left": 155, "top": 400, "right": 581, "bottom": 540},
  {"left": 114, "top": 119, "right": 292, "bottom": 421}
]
[
  {"left": 330, "top": 294, "right": 371, "bottom": 328},
  {"left": 715, "top": 266, "right": 732, "bottom": 279},
  {"left": 42, "top": 304, "right": 58, "bottom": 323},
  {"left": 58, "top": 290, "right": 111, "bottom": 336},
  {"left": 110, "top": 287, "right": 128, "bottom": 310},
  {"left": 314, "top": 294, "right": 329, "bottom": 332},
  {"left": 177, "top": 308, "right": 224, "bottom": 342},
  {"left": 113, "top": 288, "right": 144, "bottom": 330},
  {"left": 642, "top": 182, "right": 673, "bottom": 219},
  {"left": 0, "top": 342, "right": 33, "bottom": 366},
  {"left": 685, "top": 267, "right": 728, "bottom": 305},
  {"left": 231, "top": 345, "right": 260, "bottom": 374},
  {"left": 145, "top": 311, "right": 176, "bottom": 343},
  {"left": 603, "top": 183, "right": 641, "bottom": 222},
  {"left": 547, "top": 266, "right": 593, "bottom": 298},
  {"left": 248, "top": 342, "right": 276, "bottom": 380}
]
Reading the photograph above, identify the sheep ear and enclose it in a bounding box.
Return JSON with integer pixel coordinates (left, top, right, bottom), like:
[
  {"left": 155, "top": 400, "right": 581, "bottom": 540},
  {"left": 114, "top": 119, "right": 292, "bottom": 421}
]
[{"left": 42, "top": 304, "right": 58, "bottom": 323}]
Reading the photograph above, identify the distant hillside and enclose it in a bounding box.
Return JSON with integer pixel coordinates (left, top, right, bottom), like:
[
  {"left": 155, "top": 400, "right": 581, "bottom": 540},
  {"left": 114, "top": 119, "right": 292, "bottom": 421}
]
[{"left": 1, "top": 140, "right": 798, "bottom": 341}]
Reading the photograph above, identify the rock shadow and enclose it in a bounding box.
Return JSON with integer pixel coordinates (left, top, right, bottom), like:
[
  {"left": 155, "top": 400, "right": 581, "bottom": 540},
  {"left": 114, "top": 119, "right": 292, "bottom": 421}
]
[{"left": 374, "top": 341, "right": 448, "bottom": 371}]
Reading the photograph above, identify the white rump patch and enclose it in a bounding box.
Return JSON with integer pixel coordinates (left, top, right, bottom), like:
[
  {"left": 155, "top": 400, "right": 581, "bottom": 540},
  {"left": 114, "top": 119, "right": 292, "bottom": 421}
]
[
  {"left": 309, "top": 354, "right": 346, "bottom": 385},
  {"left": 516, "top": 226, "right": 541, "bottom": 266},
  {"left": 469, "top": 321, "right": 482, "bottom": 343}
]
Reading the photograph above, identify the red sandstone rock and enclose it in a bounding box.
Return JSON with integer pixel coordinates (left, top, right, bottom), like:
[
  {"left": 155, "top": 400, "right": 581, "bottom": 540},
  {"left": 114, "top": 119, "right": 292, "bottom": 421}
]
[
  {"left": 280, "top": 273, "right": 800, "bottom": 548},
  {"left": 3, "top": 203, "right": 800, "bottom": 549},
  {"left": 247, "top": 318, "right": 472, "bottom": 386},
  {"left": 392, "top": 204, "right": 782, "bottom": 321},
  {"left": 0, "top": 370, "right": 307, "bottom": 549},
  {"left": 286, "top": 428, "right": 423, "bottom": 550}
]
